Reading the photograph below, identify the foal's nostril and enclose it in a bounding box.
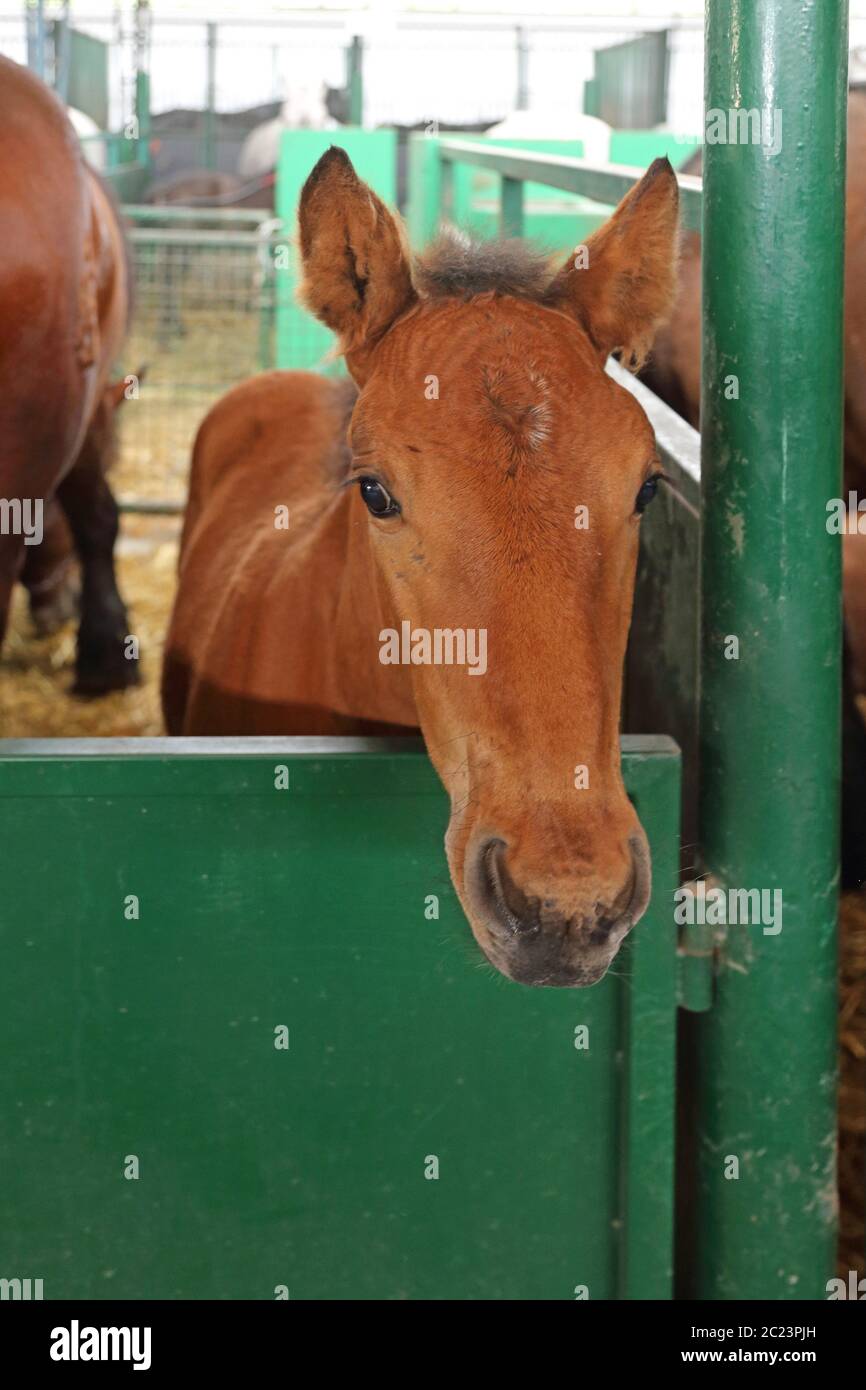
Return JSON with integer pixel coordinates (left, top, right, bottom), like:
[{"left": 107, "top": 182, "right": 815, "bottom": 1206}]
[
  {"left": 482, "top": 839, "right": 538, "bottom": 936},
  {"left": 625, "top": 833, "right": 652, "bottom": 924},
  {"left": 587, "top": 919, "right": 617, "bottom": 947}
]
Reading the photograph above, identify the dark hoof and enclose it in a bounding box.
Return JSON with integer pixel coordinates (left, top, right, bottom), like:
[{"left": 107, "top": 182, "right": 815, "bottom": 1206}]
[
  {"left": 73, "top": 632, "right": 142, "bottom": 696},
  {"left": 73, "top": 661, "right": 141, "bottom": 697}
]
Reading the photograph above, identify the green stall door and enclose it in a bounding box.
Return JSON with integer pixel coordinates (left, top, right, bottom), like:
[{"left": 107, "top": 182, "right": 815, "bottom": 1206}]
[{"left": 0, "top": 736, "right": 679, "bottom": 1300}]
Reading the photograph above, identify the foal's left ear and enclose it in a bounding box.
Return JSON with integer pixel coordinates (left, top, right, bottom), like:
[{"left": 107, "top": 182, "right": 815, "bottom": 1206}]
[
  {"left": 547, "top": 157, "right": 680, "bottom": 370},
  {"left": 298, "top": 146, "right": 417, "bottom": 381}
]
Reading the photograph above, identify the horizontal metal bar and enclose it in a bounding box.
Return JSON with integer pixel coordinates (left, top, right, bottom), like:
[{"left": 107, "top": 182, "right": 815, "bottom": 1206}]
[
  {"left": 606, "top": 360, "right": 701, "bottom": 509},
  {"left": 0, "top": 734, "right": 679, "bottom": 761},
  {"left": 122, "top": 204, "right": 276, "bottom": 226},
  {"left": 438, "top": 139, "right": 702, "bottom": 232},
  {"left": 103, "top": 12, "right": 701, "bottom": 33},
  {"left": 127, "top": 227, "right": 281, "bottom": 248},
  {"left": 117, "top": 496, "right": 185, "bottom": 516}
]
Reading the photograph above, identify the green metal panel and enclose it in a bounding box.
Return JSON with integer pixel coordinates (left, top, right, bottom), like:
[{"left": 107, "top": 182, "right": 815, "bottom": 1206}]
[
  {"left": 275, "top": 129, "right": 396, "bottom": 374},
  {"left": 691, "top": 0, "right": 847, "bottom": 1298},
  {"left": 0, "top": 737, "right": 679, "bottom": 1300},
  {"left": 55, "top": 24, "right": 109, "bottom": 130},
  {"left": 589, "top": 31, "right": 670, "bottom": 130},
  {"left": 406, "top": 133, "right": 443, "bottom": 247}
]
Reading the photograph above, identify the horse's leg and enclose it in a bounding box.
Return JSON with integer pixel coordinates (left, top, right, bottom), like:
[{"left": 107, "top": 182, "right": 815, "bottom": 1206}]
[
  {"left": 19, "top": 502, "right": 80, "bottom": 635},
  {"left": 56, "top": 431, "right": 138, "bottom": 695}
]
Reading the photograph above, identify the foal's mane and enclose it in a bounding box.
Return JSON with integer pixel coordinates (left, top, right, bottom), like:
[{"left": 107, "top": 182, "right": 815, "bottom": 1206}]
[{"left": 414, "top": 231, "right": 558, "bottom": 304}]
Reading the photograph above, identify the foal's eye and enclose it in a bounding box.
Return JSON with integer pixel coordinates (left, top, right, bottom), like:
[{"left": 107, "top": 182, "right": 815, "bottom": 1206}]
[
  {"left": 635, "top": 474, "right": 662, "bottom": 515},
  {"left": 358, "top": 476, "right": 400, "bottom": 517}
]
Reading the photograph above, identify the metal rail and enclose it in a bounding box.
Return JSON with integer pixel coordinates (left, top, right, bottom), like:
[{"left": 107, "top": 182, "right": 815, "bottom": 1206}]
[{"left": 437, "top": 137, "right": 703, "bottom": 234}]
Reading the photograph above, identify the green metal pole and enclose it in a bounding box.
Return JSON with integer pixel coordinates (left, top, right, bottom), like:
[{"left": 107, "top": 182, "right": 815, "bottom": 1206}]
[
  {"left": 204, "top": 22, "right": 217, "bottom": 171},
  {"left": 500, "top": 176, "right": 524, "bottom": 238},
  {"left": 135, "top": 70, "right": 150, "bottom": 171},
  {"left": 516, "top": 27, "right": 529, "bottom": 112},
  {"left": 406, "top": 135, "right": 443, "bottom": 248},
  {"left": 134, "top": 1, "right": 151, "bottom": 172},
  {"left": 347, "top": 36, "right": 364, "bottom": 127},
  {"left": 30, "top": 0, "right": 47, "bottom": 80},
  {"left": 693, "top": 0, "right": 847, "bottom": 1298}
]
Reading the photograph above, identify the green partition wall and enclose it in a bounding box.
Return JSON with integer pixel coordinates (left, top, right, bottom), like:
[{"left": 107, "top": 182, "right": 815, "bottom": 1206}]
[{"left": 584, "top": 30, "right": 670, "bottom": 129}]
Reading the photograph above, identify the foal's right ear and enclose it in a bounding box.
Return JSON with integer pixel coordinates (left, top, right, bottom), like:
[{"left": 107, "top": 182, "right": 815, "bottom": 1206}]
[{"left": 298, "top": 146, "right": 417, "bottom": 381}]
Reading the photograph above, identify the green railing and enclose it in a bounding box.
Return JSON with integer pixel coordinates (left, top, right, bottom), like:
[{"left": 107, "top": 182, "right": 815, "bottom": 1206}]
[
  {"left": 436, "top": 137, "right": 703, "bottom": 237},
  {"left": 122, "top": 204, "right": 271, "bottom": 226}
]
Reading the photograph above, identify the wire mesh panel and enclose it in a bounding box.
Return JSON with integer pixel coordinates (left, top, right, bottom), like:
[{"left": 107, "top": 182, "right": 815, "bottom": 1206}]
[{"left": 117, "top": 210, "right": 284, "bottom": 507}]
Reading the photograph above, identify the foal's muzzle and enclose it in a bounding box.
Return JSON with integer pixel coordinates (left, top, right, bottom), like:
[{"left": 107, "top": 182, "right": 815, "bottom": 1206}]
[{"left": 468, "top": 834, "right": 651, "bottom": 988}]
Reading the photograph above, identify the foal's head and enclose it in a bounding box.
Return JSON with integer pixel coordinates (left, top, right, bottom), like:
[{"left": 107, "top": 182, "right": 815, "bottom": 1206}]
[{"left": 299, "top": 147, "right": 679, "bottom": 987}]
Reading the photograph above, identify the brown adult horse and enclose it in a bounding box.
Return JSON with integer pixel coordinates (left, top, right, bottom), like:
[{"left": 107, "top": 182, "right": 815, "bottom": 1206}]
[
  {"left": 0, "top": 56, "right": 136, "bottom": 693},
  {"left": 163, "top": 147, "right": 680, "bottom": 987},
  {"left": 644, "top": 95, "right": 866, "bottom": 661},
  {"left": 641, "top": 92, "right": 866, "bottom": 886},
  {"left": 645, "top": 91, "right": 866, "bottom": 486}
]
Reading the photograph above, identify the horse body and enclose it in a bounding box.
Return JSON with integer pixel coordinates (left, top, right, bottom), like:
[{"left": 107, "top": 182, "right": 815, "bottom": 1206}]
[
  {"left": 165, "top": 147, "right": 680, "bottom": 987},
  {"left": 0, "top": 55, "right": 135, "bottom": 692},
  {"left": 163, "top": 370, "right": 417, "bottom": 735},
  {"left": 643, "top": 93, "right": 866, "bottom": 681},
  {"left": 646, "top": 93, "right": 866, "bottom": 444}
]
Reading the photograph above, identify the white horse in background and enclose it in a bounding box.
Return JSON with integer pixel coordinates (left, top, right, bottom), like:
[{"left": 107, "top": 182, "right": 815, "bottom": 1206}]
[
  {"left": 485, "top": 110, "right": 612, "bottom": 163},
  {"left": 67, "top": 105, "right": 107, "bottom": 171},
  {"left": 238, "top": 84, "right": 336, "bottom": 180}
]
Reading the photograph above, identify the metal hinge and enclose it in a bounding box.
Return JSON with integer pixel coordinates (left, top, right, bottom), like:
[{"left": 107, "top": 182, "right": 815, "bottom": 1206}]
[{"left": 676, "top": 876, "right": 727, "bottom": 1013}]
